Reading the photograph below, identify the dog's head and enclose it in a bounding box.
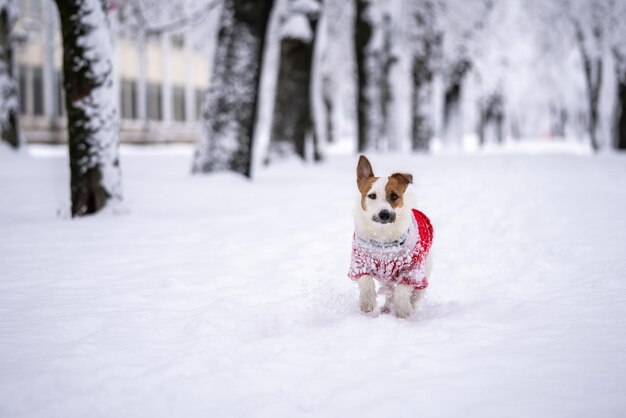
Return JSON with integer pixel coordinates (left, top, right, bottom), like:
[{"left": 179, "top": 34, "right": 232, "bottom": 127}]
[{"left": 355, "top": 155, "right": 414, "bottom": 241}]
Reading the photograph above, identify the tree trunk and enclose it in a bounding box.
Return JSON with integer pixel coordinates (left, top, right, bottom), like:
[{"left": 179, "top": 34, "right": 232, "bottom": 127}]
[
  {"left": 550, "top": 104, "right": 567, "bottom": 138},
  {"left": 443, "top": 59, "right": 470, "bottom": 144},
  {"left": 354, "top": 0, "right": 379, "bottom": 152},
  {"left": 322, "top": 74, "right": 334, "bottom": 144},
  {"left": 411, "top": 56, "right": 432, "bottom": 151},
  {"left": 477, "top": 101, "right": 487, "bottom": 147},
  {"left": 56, "top": 0, "right": 122, "bottom": 216},
  {"left": 0, "top": 1, "right": 21, "bottom": 149},
  {"left": 616, "top": 77, "right": 626, "bottom": 150},
  {"left": 408, "top": 1, "right": 437, "bottom": 152},
  {"left": 267, "top": 1, "right": 321, "bottom": 163},
  {"left": 478, "top": 92, "right": 504, "bottom": 146},
  {"left": 613, "top": 51, "right": 626, "bottom": 150},
  {"left": 586, "top": 57, "right": 602, "bottom": 152},
  {"left": 574, "top": 21, "right": 601, "bottom": 152},
  {"left": 495, "top": 109, "right": 504, "bottom": 143},
  {"left": 479, "top": 92, "right": 505, "bottom": 145},
  {"left": 379, "top": 14, "right": 395, "bottom": 150},
  {"left": 192, "top": 0, "right": 274, "bottom": 177}
]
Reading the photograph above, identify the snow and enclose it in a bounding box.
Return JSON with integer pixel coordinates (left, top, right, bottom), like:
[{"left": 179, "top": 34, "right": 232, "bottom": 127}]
[
  {"left": 292, "top": 0, "right": 321, "bottom": 15},
  {"left": 1, "top": 144, "right": 626, "bottom": 417},
  {"left": 280, "top": 13, "right": 313, "bottom": 42}
]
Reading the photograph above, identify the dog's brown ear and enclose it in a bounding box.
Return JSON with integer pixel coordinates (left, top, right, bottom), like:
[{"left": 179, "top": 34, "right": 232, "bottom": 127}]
[
  {"left": 391, "top": 172, "right": 413, "bottom": 185},
  {"left": 357, "top": 155, "right": 374, "bottom": 182}
]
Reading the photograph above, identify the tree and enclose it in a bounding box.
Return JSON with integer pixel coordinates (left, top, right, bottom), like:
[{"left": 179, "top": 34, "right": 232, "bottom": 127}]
[
  {"left": 546, "top": 0, "right": 619, "bottom": 151},
  {"left": 608, "top": 1, "right": 626, "bottom": 150},
  {"left": 354, "top": 0, "right": 395, "bottom": 152},
  {"left": 477, "top": 92, "right": 504, "bottom": 145},
  {"left": 573, "top": 19, "right": 603, "bottom": 152},
  {"left": 0, "top": 0, "right": 21, "bottom": 149},
  {"left": 438, "top": 0, "right": 492, "bottom": 145},
  {"left": 442, "top": 58, "right": 470, "bottom": 142},
  {"left": 267, "top": 0, "right": 322, "bottom": 163},
  {"left": 56, "top": 0, "right": 122, "bottom": 216},
  {"left": 315, "top": 0, "right": 355, "bottom": 147},
  {"left": 407, "top": 0, "right": 439, "bottom": 151},
  {"left": 192, "top": 0, "right": 274, "bottom": 177},
  {"left": 615, "top": 49, "right": 626, "bottom": 150}
]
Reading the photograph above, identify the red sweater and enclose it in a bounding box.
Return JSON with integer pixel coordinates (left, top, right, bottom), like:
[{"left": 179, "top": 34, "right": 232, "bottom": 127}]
[{"left": 348, "top": 209, "right": 433, "bottom": 289}]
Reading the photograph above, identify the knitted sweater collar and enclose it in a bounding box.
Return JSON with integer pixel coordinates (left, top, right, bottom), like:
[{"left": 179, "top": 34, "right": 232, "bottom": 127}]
[{"left": 353, "top": 215, "right": 418, "bottom": 252}]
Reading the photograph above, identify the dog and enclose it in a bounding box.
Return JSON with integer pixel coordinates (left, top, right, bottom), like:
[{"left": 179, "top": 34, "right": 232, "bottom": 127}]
[{"left": 348, "top": 155, "right": 433, "bottom": 318}]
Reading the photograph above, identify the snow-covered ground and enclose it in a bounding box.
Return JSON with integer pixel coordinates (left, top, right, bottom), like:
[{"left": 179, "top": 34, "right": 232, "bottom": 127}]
[{"left": 1, "top": 144, "right": 626, "bottom": 417}]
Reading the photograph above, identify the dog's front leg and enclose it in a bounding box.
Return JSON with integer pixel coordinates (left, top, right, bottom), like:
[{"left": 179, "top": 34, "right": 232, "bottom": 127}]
[
  {"left": 380, "top": 284, "right": 394, "bottom": 314},
  {"left": 393, "top": 284, "right": 414, "bottom": 318},
  {"left": 411, "top": 289, "right": 425, "bottom": 308},
  {"left": 357, "top": 276, "right": 376, "bottom": 313}
]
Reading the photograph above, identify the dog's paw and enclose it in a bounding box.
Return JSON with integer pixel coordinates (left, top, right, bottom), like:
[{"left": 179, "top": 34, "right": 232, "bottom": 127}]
[
  {"left": 360, "top": 300, "right": 376, "bottom": 313},
  {"left": 394, "top": 304, "right": 414, "bottom": 319},
  {"left": 393, "top": 284, "right": 415, "bottom": 318},
  {"left": 380, "top": 305, "right": 392, "bottom": 314}
]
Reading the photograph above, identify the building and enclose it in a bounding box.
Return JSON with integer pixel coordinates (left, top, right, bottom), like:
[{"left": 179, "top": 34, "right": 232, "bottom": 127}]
[{"left": 15, "top": 0, "right": 210, "bottom": 144}]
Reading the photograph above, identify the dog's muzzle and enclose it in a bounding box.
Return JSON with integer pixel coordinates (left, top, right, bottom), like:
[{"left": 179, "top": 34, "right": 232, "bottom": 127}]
[{"left": 373, "top": 210, "right": 395, "bottom": 224}]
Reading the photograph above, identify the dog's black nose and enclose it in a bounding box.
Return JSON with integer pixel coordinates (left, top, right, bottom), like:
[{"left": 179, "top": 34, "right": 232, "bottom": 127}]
[{"left": 379, "top": 210, "right": 391, "bottom": 221}]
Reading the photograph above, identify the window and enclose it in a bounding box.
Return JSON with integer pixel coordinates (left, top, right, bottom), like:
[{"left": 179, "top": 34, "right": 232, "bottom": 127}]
[
  {"left": 120, "top": 79, "right": 137, "bottom": 120},
  {"left": 171, "top": 34, "right": 185, "bottom": 50},
  {"left": 147, "top": 33, "right": 160, "bottom": 45},
  {"left": 147, "top": 83, "right": 162, "bottom": 121},
  {"left": 32, "top": 67, "right": 44, "bottom": 116},
  {"left": 172, "top": 86, "right": 185, "bottom": 122}
]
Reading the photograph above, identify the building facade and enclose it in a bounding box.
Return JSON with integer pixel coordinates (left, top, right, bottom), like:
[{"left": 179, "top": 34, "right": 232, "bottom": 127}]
[{"left": 15, "top": 0, "right": 209, "bottom": 144}]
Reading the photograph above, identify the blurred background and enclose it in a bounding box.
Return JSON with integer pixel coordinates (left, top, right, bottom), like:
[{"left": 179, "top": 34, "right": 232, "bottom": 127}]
[{"left": 6, "top": 0, "right": 626, "bottom": 156}]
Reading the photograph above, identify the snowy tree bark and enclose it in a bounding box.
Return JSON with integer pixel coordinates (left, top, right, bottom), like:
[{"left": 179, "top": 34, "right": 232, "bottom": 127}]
[
  {"left": 0, "top": 0, "right": 21, "bottom": 149},
  {"left": 616, "top": 74, "right": 626, "bottom": 150},
  {"left": 443, "top": 58, "right": 470, "bottom": 142},
  {"left": 477, "top": 92, "right": 504, "bottom": 145},
  {"left": 613, "top": 49, "right": 626, "bottom": 150},
  {"left": 574, "top": 20, "right": 602, "bottom": 152},
  {"left": 379, "top": 14, "right": 396, "bottom": 150},
  {"left": 354, "top": 1, "right": 398, "bottom": 152},
  {"left": 408, "top": 1, "right": 438, "bottom": 151},
  {"left": 411, "top": 55, "right": 433, "bottom": 151},
  {"left": 267, "top": 0, "right": 322, "bottom": 163},
  {"left": 617, "top": 80, "right": 626, "bottom": 150},
  {"left": 192, "top": 0, "right": 274, "bottom": 177},
  {"left": 354, "top": 0, "right": 381, "bottom": 152},
  {"left": 550, "top": 104, "right": 567, "bottom": 138},
  {"left": 56, "top": 0, "right": 122, "bottom": 216},
  {"left": 321, "top": 74, "right": 334, "bottom": 144}
]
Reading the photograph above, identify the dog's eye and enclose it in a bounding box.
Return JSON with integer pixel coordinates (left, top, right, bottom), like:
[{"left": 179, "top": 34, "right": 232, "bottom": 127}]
[
  {"left": 390, "top": 193, "right": 398, "bottom": 201},
  {"left": 368, "top": 193, "right": 376, "bottom": 199}
]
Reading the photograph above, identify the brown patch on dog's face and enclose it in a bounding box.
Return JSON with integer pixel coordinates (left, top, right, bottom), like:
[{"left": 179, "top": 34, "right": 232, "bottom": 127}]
[
  {"left": 356, "top": 156, "right": 378, "bottom": 210},
  {"left": 385, "top": 173, "right": 413, "bottom": 209}
]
